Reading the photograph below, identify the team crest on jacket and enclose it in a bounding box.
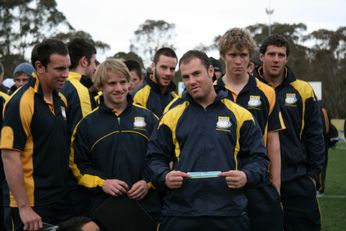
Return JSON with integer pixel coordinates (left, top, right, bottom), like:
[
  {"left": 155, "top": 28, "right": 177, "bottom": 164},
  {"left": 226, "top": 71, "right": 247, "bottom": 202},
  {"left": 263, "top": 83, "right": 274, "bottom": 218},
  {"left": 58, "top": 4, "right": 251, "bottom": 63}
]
[
  {"left": 134, "top": 117, "right": 146, "bottom": 128},
  {"left": 216, "top": 116, "right": 232, "bottom": 129},
  {"left": 248, "top": 95, "right": 262, "bottom": 108},
  {"left": 285, "top": 93, "right": 297, "bottom": 105}
]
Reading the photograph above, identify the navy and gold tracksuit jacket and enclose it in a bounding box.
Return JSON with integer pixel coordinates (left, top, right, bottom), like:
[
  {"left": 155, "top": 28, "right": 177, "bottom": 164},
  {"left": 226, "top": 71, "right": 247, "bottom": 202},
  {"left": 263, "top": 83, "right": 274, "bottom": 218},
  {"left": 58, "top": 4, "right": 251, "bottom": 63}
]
[
  {"left": 146, "top": 87, "right": 269, "bottom": 217},
  {"left": 215, "top": 76, "right": 285, "bottom": 142},
  {"left": 255, "top": 66, "right": 324, "bottom": 183},
  {"left": 0, "top": 74, "right": 70, "bottom": 207},
  {"left": 60, "top": 72, "right": 97, "bottom": 135},
  {"left": 69, "top": 96, "right": 160, "bottom": 211},
  {"left": 131, "top": 74, "right": 177, "bottom": 117},
  {"left": 0, "top": 92, "right": 10, "bottom": 185}
]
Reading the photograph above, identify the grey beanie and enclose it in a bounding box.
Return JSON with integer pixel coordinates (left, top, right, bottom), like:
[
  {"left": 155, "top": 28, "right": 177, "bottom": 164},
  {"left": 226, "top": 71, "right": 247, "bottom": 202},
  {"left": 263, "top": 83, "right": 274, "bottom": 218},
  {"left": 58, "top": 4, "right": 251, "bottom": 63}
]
[{"left": 13, "top": 63, "right": 35, "bottom": 77}]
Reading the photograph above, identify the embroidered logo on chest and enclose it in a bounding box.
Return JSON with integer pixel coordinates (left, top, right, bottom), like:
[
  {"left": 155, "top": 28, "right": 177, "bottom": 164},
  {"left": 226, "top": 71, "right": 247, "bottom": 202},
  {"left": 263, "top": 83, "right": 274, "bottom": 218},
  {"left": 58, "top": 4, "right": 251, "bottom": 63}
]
[
  {"left": 248, "top": 95, "right": 262, "bottom": 108},
  {"left": 134, "top": 117, "right": 146, "bottom": 128},
  {"left": 285, "top": 93, "right": 297, "bottom": 105},
  {"left": 216, "top": 116, "right": 232, "bottom": 129}
]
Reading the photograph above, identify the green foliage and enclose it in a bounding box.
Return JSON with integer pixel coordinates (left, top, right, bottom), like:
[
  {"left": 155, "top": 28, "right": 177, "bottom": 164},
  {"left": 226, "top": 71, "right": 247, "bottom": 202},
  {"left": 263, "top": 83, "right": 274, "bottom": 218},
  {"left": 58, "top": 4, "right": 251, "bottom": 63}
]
[
  {"left": 112, "top": 51, "right": 144, "bottom": 68},
  {"left": 0, "top": 54, "right": 26, "bottom": 77},
  {"left": 0, "top": 0, "right": 73, "bottom": 76},
  {"left": 319, "top": 143, "right": 346, "bottom": 231},
  {"left": 0, "top": 0, "right": 110, "bottom": 77},
  {"left": 130, "top": 19, "right": 176, "bottom": 67},
  {"left": 53, "top": 30, "right": 110, "bottom": 53}
]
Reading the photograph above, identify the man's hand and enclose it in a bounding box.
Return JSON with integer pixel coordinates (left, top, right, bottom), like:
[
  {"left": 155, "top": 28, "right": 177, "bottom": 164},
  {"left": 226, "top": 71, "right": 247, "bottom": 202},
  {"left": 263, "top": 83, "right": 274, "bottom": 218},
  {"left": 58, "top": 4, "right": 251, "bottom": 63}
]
[
  {"left": 101, "top": 179, "right": 129, "bottom": 196},
  {"left": 165, "top": 171, "right": 190, "bottom": 189},
  {"left": 219, "top": 170, "right": 247, "bottom": 189},
  {"left": 127, "top": 180, "right": 149, "bottom": 200},
  {"left": 19, "top": 205, "right": 42, "bottom": 231}
]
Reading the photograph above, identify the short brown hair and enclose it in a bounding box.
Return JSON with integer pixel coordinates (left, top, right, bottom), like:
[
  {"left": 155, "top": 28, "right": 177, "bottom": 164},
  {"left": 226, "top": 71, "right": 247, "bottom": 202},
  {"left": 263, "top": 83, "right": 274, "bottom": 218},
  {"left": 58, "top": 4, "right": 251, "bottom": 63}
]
[{"left": 93, "top": 59, "right": 131, "bottom": 90}]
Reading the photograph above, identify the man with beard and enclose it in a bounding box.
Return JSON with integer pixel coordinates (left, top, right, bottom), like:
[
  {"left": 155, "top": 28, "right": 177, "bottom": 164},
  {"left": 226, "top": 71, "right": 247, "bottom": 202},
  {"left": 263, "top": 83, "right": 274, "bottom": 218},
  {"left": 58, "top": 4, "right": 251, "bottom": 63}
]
[{"left": 132, "top": 47, "right": 178, "bottom": 117}]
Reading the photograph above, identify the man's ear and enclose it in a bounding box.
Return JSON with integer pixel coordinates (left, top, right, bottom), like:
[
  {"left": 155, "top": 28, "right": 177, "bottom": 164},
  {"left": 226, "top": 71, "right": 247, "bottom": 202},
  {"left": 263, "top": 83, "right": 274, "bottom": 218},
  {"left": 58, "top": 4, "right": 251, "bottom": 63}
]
[
  {"left": 208, "top": 65, "right": 214, "bottom": 78},
  {"left": 80, "top": 56, "right": 88, "bottom": 68},
  {"left": 35, "top": 61, "right": 45, "bottom": 74},
  {"left": 150, "top": 62, "right": 155, "bottom": 73}
]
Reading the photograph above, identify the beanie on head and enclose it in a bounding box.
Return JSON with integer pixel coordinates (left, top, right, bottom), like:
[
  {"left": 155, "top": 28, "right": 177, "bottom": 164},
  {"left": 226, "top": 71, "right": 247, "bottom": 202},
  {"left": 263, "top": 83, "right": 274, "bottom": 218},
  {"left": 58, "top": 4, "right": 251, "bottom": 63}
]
[{"left": 13, "top": 63, "right": 35, "bottom": 77}]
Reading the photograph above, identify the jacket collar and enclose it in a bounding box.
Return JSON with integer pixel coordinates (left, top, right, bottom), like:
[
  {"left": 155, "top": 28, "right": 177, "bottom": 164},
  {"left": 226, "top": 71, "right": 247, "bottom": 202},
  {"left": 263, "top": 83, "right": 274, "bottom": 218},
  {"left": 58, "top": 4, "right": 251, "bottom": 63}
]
[
  {"left": 216, "top": 74, "right": 257, "bottom": 93},
  {"left": 31, "top": 73, "right": 59, "bottom": 99},
  {"left": 68, "top": 71, "right": 94, "bottom": 88},
  {"left": 146, "top": 73, "right": 177, "bottom": 95},
  {"left": 99, "top": 94, "right": 134, "bottom": 115},
  {"left": 255, "top": 65, "right": 295, "bottom": 88},
  {"left": 181, "top": 85, "right": 228, "bottom": 106}
]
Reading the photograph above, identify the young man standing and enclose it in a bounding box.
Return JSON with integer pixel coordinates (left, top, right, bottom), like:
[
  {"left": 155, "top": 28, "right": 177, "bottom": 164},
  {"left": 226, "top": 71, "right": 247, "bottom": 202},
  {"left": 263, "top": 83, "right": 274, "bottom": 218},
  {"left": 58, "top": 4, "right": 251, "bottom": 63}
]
[
  {"left": 60, "top": 38, "right": 98, "bottom": 134},
  {"left": 146, "top": 50, "right": 269, "bottom": 231},
  {"left": 69, "top": 59, "right": 160, "bottom": 221},
  {"left": 132, "top": 47, "right": 178, "bottom": 117},
  {"left": 255, "top": 34, "right": 324, "bottom": 231},
  {"left": 216, "top": 28, "right": 284, "bottom": 231},
  {"left": 1, "top": 39, "right": 73, "bottom": 230}
]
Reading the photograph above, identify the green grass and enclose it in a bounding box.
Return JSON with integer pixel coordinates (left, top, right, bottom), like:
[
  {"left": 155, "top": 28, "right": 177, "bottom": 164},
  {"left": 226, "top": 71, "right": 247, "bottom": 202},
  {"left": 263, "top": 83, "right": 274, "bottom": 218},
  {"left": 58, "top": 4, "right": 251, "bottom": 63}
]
[{"left": 319, "top": 142, "right": 346, "bottom": 231}]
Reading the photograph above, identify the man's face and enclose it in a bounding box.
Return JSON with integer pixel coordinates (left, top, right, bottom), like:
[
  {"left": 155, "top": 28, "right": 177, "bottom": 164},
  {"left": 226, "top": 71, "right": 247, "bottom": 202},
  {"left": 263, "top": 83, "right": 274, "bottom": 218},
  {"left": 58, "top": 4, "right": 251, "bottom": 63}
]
[
  {"left": 84, "top": 54, "right": 97, "bottom": 78},
  {"left": 224, "top": 47, "right": 250, "bottom": 78},
  {"left": 37, "top": 54, "right": 70, "bottom": 91},
  {"left": 152, "top": 55, "right": 177, "bottom": 87},
  {"left": 260, "top": 45, "right": 288, "bottom": 79},
  {"left": 102, "top": 71, "right": 129, "bottom": 109},
  {"left": 128, "top": 70, "right": 142, "bottom": 92},
  {"left": 180, "top": 58, "right": 214, "bottom": 101},
  {"left": 214, "top": 70, "right": 222, "bottom": 79},
  {"left": 14, "top": 73, "right": 30, "bottom": 88}
]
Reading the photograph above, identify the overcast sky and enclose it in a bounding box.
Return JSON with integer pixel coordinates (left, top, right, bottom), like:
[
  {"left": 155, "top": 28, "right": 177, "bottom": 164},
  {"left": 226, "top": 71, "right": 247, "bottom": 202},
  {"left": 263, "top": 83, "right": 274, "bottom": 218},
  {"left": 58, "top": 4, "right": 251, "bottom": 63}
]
[{"left": 56, "top": 0, "right": 345, "bottom": 61}]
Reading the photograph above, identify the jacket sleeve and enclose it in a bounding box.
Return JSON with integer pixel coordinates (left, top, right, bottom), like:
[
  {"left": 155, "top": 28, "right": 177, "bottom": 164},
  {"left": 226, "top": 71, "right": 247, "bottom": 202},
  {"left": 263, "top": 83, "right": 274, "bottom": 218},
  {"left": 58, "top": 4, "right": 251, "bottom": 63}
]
[
  {"left": 238, "top": 119, "right": 269, "bottom": 186},
  {"left": 146, "top": 123, "right": 174, "bottom": 190},
  {"left": 303, "top": 97, "right": 325, "bottom": 181},
  {"left": 69, "top": 120, "right": 106, "bottom": 188}
]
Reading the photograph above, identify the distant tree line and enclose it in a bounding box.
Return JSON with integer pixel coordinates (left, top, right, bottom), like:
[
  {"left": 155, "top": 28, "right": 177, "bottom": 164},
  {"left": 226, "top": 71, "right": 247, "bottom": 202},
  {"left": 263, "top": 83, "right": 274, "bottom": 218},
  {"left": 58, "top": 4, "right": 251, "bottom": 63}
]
[{"left": 1, "top": 1, "right": 345, "bottom": 117}]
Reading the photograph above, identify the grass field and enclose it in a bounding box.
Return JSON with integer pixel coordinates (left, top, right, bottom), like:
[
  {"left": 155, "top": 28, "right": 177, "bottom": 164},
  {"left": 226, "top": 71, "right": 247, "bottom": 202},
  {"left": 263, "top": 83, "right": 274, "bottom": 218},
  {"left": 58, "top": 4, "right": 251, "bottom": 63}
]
[{"left": 319, "top": 142, "right": 346, "bottom": 231}]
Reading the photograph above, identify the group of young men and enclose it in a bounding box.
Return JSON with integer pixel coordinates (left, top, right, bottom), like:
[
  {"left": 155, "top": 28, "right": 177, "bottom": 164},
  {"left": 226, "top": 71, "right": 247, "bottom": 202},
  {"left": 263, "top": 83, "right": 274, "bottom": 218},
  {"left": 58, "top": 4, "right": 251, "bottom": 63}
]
[{"left": 0, "top": 28, "right": 325, "bottom": 231}]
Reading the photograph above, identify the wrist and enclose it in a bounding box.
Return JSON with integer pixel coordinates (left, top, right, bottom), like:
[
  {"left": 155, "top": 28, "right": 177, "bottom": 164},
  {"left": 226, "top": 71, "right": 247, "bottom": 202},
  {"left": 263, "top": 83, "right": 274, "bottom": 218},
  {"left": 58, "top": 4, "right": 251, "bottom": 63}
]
[{"left": 18, "top": 203, "right": 31, "bottom": 210}]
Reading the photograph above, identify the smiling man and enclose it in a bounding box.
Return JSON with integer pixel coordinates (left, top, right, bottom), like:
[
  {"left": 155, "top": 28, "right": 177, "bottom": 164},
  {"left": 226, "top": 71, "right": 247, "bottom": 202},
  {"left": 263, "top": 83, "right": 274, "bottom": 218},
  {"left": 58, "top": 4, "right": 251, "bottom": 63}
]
[
  {"left": 69, "top": 59, "right": 161, "bottom": 224},
  {"left": 1, "top": 39, "right": 73, "bottom": 230},
  {"left": 132, "top": 47, "right": 178, "bottom": 117}
]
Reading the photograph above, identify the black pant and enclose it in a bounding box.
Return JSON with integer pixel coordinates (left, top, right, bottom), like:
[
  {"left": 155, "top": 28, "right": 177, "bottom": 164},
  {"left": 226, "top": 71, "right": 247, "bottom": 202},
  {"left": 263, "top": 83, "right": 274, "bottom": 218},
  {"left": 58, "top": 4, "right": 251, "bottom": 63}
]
[
  {"left": 246, "top": 183, "right": 283, "bottom": 231},
  {"left": 3, "top": 195, "right": 73, "bottom": 231},
  {"left": 281, "top": 175, "right": 321, "bottom": 231},
  {"left": 159, "top": 215, "right": 249, "bottom": 231}
]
